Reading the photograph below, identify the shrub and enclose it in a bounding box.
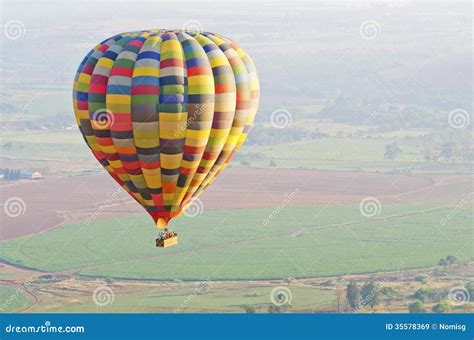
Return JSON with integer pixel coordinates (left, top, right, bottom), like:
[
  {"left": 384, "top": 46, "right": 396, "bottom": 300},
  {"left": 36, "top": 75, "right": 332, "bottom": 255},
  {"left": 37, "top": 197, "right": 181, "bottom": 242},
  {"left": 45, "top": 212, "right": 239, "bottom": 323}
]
[{"left": 408, "top": 301, "right": 427, "bottom": 313}]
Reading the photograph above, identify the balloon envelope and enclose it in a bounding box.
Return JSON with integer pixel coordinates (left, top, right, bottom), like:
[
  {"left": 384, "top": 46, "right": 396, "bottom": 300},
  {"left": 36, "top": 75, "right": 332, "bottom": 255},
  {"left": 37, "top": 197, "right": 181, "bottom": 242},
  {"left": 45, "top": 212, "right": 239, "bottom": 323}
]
[{"left": 73, "top": 30, "right": 259, "bottom": 229}]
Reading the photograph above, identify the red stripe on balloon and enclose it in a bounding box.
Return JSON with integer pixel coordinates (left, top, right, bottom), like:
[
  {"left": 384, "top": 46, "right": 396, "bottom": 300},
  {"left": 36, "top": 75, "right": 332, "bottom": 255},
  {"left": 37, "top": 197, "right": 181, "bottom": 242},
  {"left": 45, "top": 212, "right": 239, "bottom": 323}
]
[{"left": 110, "top": 66, "right": 133, "bottom": 77}]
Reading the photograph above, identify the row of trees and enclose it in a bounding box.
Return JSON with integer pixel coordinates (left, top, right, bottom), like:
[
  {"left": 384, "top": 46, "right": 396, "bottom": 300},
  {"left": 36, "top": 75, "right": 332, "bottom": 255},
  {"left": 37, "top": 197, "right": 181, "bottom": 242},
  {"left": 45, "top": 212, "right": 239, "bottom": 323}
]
[
  {"left": 384, "top": 143, "right": 403, "bottom": 160},
  {"left": 240, "top": 304, "right": 290, "bottom": 314},
  {"left": 408, "top": 286, "right": 459, "bottom": 313},
  {"left": 240, "top": 281, "right": 472, "bottom": 314},
  {"left": 346, "top": 281, "right": 380, "bottom": 311},
  {"left": 318, "top": 95, "right": 470, "bottom": 131},
  {"left": 240, "top": 256, "right": 467, "bottom": 314},
  {"left": 438, "top": 255, "right": 458, "bottom": 267},
  {"left": 408, "top": 300, "right": 454, "bottom": 313},
  {"left": 384, "top": 135, "right": 472, "bottom": 162},
  {"left": 422, "top": 129, "right": 473, "bottom": 162},
  {"left": 1, "top": 168, "right": 22, "bottom": 181},
  {"left": 408, "top": 255, "right": 468, "bottom": 313}
]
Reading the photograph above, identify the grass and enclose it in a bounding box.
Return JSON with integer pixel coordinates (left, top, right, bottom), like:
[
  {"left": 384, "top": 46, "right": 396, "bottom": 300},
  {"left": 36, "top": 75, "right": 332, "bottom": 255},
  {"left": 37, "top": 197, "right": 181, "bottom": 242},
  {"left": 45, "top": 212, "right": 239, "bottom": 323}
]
[
  {"left": 0, "top": 285, "right": 28, "bottom": 313},
  {"left": 241, "top": 137, "right": 472, "bottom": 173},
  {"left": 36, "top": 283, "right": 334, "bottom": 313},
  {"left": 1, "top": 130, "right": 84, "bottom": 145},
  {"left": 1, "top": 205, "right": 472, "bottom": 281},
  {"left": 2, "top": 90, "right": 71, "bottom": 120},
  {"left": 1, "top": 130, "right": 90, "bottom": 162},
  {"left": 2, "top": 124, "right": 470, "bottom": 174}
]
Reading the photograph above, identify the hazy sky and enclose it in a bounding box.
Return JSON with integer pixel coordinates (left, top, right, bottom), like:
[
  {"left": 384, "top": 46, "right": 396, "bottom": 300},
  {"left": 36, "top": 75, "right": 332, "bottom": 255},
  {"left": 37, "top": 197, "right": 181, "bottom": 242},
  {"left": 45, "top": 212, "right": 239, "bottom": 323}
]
[{"left": 1, "top": 0, "right": 471, "bottom": 116}]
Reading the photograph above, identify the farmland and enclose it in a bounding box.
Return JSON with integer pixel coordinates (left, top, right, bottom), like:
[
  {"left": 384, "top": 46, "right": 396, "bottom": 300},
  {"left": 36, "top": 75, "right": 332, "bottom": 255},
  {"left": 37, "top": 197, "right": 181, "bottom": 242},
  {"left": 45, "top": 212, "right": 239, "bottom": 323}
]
[
  {"left": 1, "top": 125, "right": 472, "bottom": 174},
  {"left": 17, "top": 279, "right": 336, "bottom": 313},
  {"left": 1, "top": 167, "right": 471, "bottom": 240},
  {"left": 2, "top": 204, "right": 472, "bottom": 280},
  {"left": 0, "top": 0, "right": 471, "bottom": 315},
  {"left": 238, "top": 135, "right": 472, "bottom": 173},
  {"left": 1, "top": 257, "right": 472, "bottom": 313},
  {"left": 0, "top": 285, "right": 28, "bottom": 312}
]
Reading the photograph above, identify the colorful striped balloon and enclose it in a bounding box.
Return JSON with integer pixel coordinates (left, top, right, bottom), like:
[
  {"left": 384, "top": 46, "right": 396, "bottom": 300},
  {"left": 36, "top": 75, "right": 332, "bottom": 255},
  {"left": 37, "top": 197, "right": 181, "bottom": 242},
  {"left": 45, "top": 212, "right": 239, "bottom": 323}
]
[{"left": 73, "top": 29, "right": 259, "bottom": 234}]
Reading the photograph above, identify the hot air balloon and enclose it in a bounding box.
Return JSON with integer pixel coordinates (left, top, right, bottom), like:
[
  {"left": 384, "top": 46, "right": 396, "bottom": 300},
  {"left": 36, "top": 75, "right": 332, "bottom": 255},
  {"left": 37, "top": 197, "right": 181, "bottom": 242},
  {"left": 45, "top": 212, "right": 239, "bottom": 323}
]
[{"left": 73, "top": 29, "right": 259, "bottom": 247}]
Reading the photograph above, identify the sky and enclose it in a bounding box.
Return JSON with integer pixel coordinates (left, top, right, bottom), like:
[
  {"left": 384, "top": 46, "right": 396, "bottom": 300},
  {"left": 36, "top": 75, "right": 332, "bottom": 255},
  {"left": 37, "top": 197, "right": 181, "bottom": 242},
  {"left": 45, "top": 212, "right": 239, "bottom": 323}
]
[{"left": 1, "top": 0, "right": 471, "bottom": 118}]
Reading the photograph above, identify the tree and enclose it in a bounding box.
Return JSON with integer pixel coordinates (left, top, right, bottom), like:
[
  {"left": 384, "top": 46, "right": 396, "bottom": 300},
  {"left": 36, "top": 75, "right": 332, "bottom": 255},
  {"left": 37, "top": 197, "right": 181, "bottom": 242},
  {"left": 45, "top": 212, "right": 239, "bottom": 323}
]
[
  {"left": 439, "top": 142, "right": 456, "bottom": 159},
  {"left": 12, "top": 169, "right": 21, "bottom": 180},
  {"left": 465, "top": 282, "right": 474, "bottom": 302},
  {"left": 446, "top": 255, "right": 458, "bottom": 265},
  {"left": 361, "top": 282, "right": 380, "bottom": 309},
  {"left": 268, "top": 304, "right": 289, "bottom": 313},
  {"left": 408, "top": 301, "right": 427, "bottom": 313},
  {"left": 414, "top": 288, "right": 433, "bottom": 302},
  {"left": 269, "top": 160, "right": 277, "bottom": 167},
  {"left": 381, "top": 287, "right": 398, "bottom": 298},
  {"left": 346, "top": 281, "right": 360, "bottom": 311},
  {"left": 414, "top": 275, "right": 429, "bottom": 284},
  {"left": 422, "top": 143, "right": 437, "bottom": 161},
  {"left": 240, "top": 304, "right": 257, "bottom": 314},
  {"left": 438, "top": 258, "right": 448, "bottom": 267},
  {"left": 384, "top": 142, "right": 402, "bottom": 160},
  {"left": 438, "top": 255, "right": 458, "bottom": 267},
  {"left": 432, "top": 300, "right": 453, "bottom": 313}
]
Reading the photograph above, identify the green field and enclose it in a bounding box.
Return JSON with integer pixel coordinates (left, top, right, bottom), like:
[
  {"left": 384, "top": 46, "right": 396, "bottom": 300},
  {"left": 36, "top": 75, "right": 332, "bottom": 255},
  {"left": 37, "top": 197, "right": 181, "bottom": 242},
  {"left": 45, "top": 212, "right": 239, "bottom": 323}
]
[
  {"left": 1, "top": 130, "right": 84, "bottom": 145},
  {"left": 2, "top": 90, "right": 71, "bottom": 120},
  {"left": 240, "top": 138, "right": 471, "bottom": 173},
  {"left": 38, "top": 284, "right": 335, "bottom": 313},
  {"left": 2, "top": 125, "right": 471, "bottom": 174},
  {"left": 0, "top": 285, "right": 28, "bottom": 313},
  {"left": 1, "top": 130, "right": 90, "bottom": 162},
  {"left": 1, "top": 205, "right": 472, "bottom": 280}
]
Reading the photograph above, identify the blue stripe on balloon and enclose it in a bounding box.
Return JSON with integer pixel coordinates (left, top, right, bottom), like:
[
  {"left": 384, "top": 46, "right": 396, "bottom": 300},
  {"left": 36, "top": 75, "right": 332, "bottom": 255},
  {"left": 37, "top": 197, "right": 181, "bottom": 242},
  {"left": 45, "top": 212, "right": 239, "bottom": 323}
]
[
  {"left": 76, "top": 91, "right": 88, "bottom": 101},
  {"left": 107, "top": 84, "right": 130, "bottom": 94},
  {"left": 137, "top": 51, "right": 160, "bottom": 61}
]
